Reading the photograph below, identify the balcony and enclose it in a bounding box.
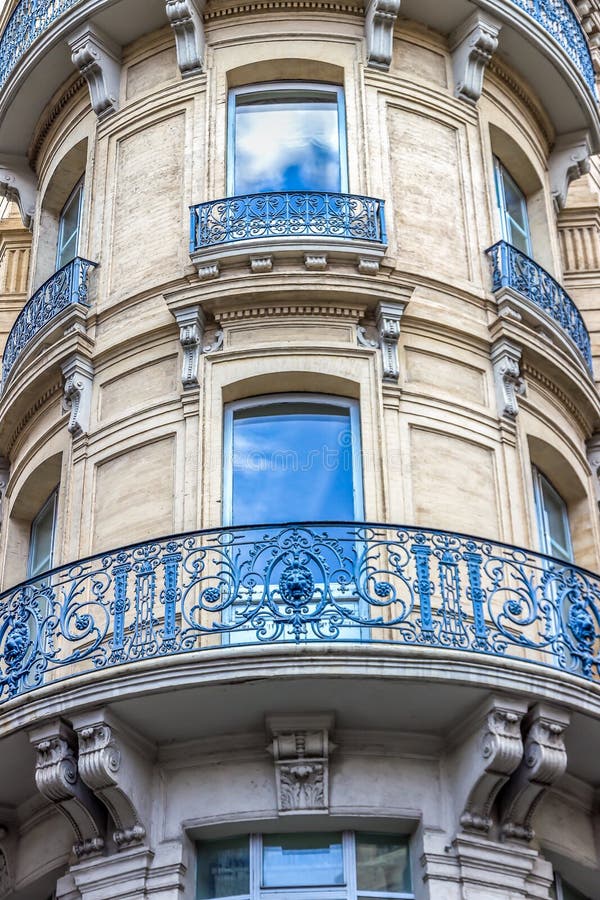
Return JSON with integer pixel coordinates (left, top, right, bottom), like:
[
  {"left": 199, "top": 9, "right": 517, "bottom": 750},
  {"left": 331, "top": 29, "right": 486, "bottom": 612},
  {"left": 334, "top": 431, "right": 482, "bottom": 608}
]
[
  {"left": 1, "top": 521, "right": 599, "bottom": 708},
  {"left": 189, "top": 191, "right": 387, "bottom": 275},
  {"left": 1, "top": 256, "right": 96, "bottom": 386},
  {"left": 486, "top": 240, "right": 593, "bottom": 374}
]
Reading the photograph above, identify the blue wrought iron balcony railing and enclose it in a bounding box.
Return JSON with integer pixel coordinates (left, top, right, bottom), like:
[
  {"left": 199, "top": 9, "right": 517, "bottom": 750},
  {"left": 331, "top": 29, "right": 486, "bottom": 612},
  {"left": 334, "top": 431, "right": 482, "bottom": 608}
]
[
  {"left": 486, "top": 240, "right": 593, "bottom": 374},
  {"left": 190, "top": 191, "right": 387, "bottom": 253},
  {"left": 1, "top": 256, "right": 96, "bottom": 386},
  {"left": 0, "top": 0, "right": 596, "bottom": 98},
  {"left": 1, "top": 522, "right": 599, "bottom": 705}
]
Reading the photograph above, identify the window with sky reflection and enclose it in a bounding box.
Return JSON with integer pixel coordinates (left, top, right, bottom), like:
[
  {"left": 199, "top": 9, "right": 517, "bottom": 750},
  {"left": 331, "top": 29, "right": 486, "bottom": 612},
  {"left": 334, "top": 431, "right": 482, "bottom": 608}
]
[{"left": 230, "top": 85, "right": 346, "bottom": 195}]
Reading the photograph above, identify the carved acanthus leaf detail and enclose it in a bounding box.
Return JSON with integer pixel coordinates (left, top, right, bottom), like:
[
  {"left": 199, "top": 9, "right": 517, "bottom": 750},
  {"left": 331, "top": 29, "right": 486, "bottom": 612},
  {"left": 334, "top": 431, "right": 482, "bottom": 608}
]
[{"left": 267, "top": 714, "right": 335, "bottom": 814}]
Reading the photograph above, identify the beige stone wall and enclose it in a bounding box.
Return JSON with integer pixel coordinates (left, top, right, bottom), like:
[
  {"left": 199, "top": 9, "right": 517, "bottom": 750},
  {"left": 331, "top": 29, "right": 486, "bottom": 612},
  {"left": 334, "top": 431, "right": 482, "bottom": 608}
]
[{"left": 0, "top": 14, "right": 599, "bottom": 591}]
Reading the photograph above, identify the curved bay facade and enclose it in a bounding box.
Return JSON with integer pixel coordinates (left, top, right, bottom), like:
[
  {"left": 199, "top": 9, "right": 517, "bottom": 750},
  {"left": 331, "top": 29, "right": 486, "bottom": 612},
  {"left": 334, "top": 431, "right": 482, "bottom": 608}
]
[{"left": 0, "top": 1, "right": 600, "bottom": 898}]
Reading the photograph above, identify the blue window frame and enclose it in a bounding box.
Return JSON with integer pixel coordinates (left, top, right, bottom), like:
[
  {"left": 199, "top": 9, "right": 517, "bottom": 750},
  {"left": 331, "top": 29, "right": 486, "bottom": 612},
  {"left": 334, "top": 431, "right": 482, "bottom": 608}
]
[
  {"left": 532, "top": 467, "right": 573, "bottom": 563},
  {"left": 27, "top": 489, "right": 58, "bottom": 579},
  {"left": 223, "top": 394, "right": 364, "bottom": 527},
  {"left": 196, "top": 831, "right": 413, "bottom": 900},
  {"left": 493, "top": 157, "right": 532, "bottom": 256},
  {"left": 56, "top": 178, "right": 84, "bottom": 271},
  {"left": 227, "top": 83, "right": 348, "bottom": 196}
]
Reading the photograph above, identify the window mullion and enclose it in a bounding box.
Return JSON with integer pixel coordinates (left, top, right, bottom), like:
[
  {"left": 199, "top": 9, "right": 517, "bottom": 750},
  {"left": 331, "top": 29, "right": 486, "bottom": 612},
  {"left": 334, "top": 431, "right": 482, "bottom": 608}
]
[
  {"left": 250, "top": 833, "right": 261, "bottom": 900},
  {"left": 344, "top": 831, "right": 357, "bottom": 900}
]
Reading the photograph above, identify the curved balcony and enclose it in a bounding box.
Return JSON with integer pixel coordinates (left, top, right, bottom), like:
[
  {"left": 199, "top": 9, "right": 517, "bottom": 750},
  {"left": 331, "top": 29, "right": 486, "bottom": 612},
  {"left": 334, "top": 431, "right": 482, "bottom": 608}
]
[
  {"left": 189, "top": 191, "right": 387, "bottom": 274},
  {"left": 1, "top": 521, "right": 599, "bottom": 707},
  {"left": 486, "top": 240, "right": 593, "bottom": 374},
  {"left": 0, "top": 0, "right": 598, "bottom": 157},
  {"left": 1, "top": 256, "right": 96, "bottom": 386}
]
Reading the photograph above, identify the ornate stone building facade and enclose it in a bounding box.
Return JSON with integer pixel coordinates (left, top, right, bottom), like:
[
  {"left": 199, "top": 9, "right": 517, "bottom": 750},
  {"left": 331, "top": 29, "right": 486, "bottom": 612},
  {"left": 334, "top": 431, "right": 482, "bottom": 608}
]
[{"left": 0, "top": 1, "right": 599, "bottom": 898}]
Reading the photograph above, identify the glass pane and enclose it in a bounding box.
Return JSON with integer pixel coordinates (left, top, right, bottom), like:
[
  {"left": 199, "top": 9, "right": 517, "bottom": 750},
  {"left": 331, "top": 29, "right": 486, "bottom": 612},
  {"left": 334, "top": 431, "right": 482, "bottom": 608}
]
[
  {"left": 540, "top": 478, "right": 572, "bottom": 562},
  {"left": 231, "top": 401, "right": 356, "bottom": 525},
  {"left": 562, "top": 881, "right": 590, "bottom": 900},
  {"left": 28, "top": 494, "right": 57, "bottom": 579},
  {"left": 356, "top": 833, "right": 412, "bottom": 894},
  {"left": 234, "top": 93, "right": 341, "bottom": 193},
  {"left": 196, "top": 836, "right": 250, "bottom": 899},
  {"left": 262, "top": 833, "right": 344, "bottom": 887},
  {"left": 506, "top": 217, "right": 531, "bottom": 256},
  {"left": 502, "top": 170, "right": 529, "bottom": 236},
  {"left": 57, "top": 184, "right": 82, "bottom": 269}
]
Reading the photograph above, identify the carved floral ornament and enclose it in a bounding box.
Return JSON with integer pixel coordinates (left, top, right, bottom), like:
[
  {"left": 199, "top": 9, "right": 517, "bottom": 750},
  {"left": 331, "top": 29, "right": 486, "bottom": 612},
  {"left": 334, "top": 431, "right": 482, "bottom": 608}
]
[{"left": 267, "top": 714, "right": 335, "bottom": 814}]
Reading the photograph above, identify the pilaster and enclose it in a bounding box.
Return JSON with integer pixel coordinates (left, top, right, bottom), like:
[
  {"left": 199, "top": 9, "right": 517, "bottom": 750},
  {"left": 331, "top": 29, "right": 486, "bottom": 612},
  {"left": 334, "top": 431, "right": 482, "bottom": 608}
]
[{"left": 69, "top": 846, "right": 155, "bottom": 900}]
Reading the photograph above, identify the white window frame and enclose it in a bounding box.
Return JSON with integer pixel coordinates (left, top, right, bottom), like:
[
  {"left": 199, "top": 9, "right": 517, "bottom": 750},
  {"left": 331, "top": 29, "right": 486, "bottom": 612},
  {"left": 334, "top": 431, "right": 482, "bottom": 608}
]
[
  {"left": 227, "top": 82, "right": 349, "bottom": 196},
  {"left": 196, "top": 831, "right": 414, "bottom": 900},
  {"left": 27, "top": 488, "right": 58, "bottom": 580},
  {"left": 532, "top": 467, "right": 574, "bottom": 563},
  {"left": 222, "top": 393, "right": 364, "bottom": 527},
  {"left": 56, "top": 177, "right": 84, "bottom": 271},
  {"left": 493, "top": 156, "right": 532, "bottom": 256}
]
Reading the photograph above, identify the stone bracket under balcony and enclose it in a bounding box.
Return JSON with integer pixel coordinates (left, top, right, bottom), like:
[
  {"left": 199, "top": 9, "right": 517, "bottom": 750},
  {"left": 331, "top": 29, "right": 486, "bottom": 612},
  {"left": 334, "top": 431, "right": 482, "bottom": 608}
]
[
  {"left": 189, "top": 192, "right": 387, "bottom": 279},
  {"left": 486, "top": 241, "right": 593, "bottom": 377}
]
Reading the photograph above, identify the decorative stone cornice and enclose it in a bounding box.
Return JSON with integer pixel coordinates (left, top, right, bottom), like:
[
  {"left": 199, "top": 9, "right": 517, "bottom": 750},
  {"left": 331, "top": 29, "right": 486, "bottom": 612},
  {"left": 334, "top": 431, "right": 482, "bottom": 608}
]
[
  {"left": 549, "top": 131, "right": 592, "bottom": 212},
  {"left": 29, "top": 720, "right": 106, "bottom": 859},
  {"left": 0, "top": 458, "right": 9, "bottom": 530},
  {"left": 73, "top": 711, "right": 151, "bottom": 850},
  {"left": 376, "top": 300, "right": 406, "bottom": 382},
  {"left": 205, "top": 0, "right": 363, "bottom": 17},
  {"left": 29, "top": 76, "right": 87, "bottom": 169},
  {"left": 450, "top": 11, "right": 502, "bottom": 106},
  {"left": 67, "top": 25, "right": 122, "bottom": 120},
  {"left": 491, "top": 338, "right": 526, "bottom": 419},
  {"left": 267, "top": 714, "right": 335, "bottom": 814},
  {"left": 61, "top": 354, "right": 94, "bottom": 437},
  {"left": 0, "top": 155, "right": 37, "bottom": 228},
  {"left": 216, "top": 303, "right": 365, "bottom": 322},
  {"left": 586, "top": 433, "right": 600, "bottom": 511},
  {"left": 364, "top": 0, "right": 401, "bottom": 71},
  {"left": 449, "top": 696, "right": 527, "bottom": 836},
  {"left": 499, "top": 704, "right": 570, "bottom": 842},
  {"left": 166, "top": 0, "right": 206, "bottom": 77}
]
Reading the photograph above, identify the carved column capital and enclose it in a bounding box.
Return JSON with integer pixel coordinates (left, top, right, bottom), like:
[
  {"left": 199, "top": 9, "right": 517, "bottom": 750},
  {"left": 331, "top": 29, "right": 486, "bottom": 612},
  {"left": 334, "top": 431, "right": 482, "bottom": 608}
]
[
  {"left": 68, "top": 24, "right": 122, "bottom": 120},
  {"left": 450, "top": 11, "right": 501, "bottom": 105},
  {"left": 267, "top": 714, "right": 335, "bottom": 814},
  {"left": 61, "top": 354, "right": 94, "bottom": 437},
  {"left": 549, "top": 131, "right": 592, "bottom": 212},
  {"left": 364, "top": 0, "right": 401, "bottom": 71},
  {"left": 166, "top": 0, "right": 207, "bottom": 77},
  {"left": 500, "top": 704, "right": 570, "bottom": 842},
  {"left": 29, "top": 720, "right": 106, "bottom": 859},
  {"left": 73, "top": 710, "right": 152, "bottom": 850},
  {"left": 0, "top": 155, "right": 37, "bottom": 227},
  {"left": 376, "top": 300, "right": 406, "bottom": 382},
  {"left": 491, "top": 337, "right": 526, "bottom": 419}
]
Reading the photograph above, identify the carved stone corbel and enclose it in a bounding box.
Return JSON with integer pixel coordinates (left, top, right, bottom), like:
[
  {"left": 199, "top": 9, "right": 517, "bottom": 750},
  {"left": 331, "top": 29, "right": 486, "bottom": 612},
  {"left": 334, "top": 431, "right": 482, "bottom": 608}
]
[
  {"left": 62, "top": 355, "right": 94, "bottom": 437},
  {"left": 166, "top": 0, "right": 206, "bottom": 77},
  {"left": 448, "top": 696, "right": 527, "bottom": 835},
  {"left": 500, "top": 704, "right": 570, "bottom": 842},
  {"left": 29, "top": 720, "right": 106, "bottom": 859},
  {"left": 68, "top": 25, "right": 122, "bottom": 120},
  {"left": 364, "top": 0, "right": 401, "bottom": 71},
  {"left": 549, "top": 131, "right": 592, "bottom": 212},
  {"left": 0, "top": 459, "right": 9, "bottom": 530},
  {"left": 174, "top": 305, "right": 205, "bottom": 388},
  {"left": 376, "top": 300, "right": 406, "bottom": 382},
  {"left": 491, "top": 338, "right": 526, "bottom": 419},
  {"left": 267, "top": 714, "right": 335, "bottom": 814},
  {"left": 586, "top": 433, "right": 600, "bottom": 511},
  {"left": 450, "top": 12, "right": 501, "bottom": 105},
  {"left": 0, "top": 155, "right": 37, "bottom": 227},
  {"left": 73, "top": 711, "right": 152, "bottom": 850}
]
